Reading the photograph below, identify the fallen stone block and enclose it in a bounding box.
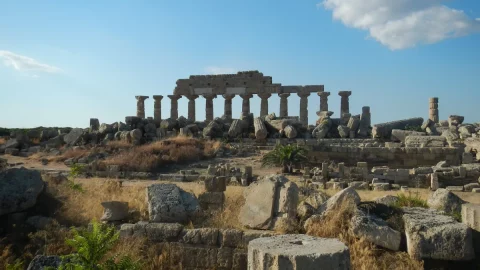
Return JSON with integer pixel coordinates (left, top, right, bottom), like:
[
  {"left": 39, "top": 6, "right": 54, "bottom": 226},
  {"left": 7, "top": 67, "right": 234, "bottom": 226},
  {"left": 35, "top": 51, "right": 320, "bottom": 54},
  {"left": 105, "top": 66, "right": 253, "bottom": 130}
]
[
  {"left": 427, "top": 188, "right": 465, "bottom": 214},
  {"left": 464, "top": 183, "right": 480, "bottom": 192},
  {"left": 405, "top": 136, "right": 446, "bottom": 147},
  {"left": 100, "top": 201, "right": 129, "bottom": 221},
  {"left": 248, "top": 235, "right": 350, "bottom": 270},
  {"left": 391, "top": 129, "right": 426, "bottom": 143},
  {"left": 403, "top": 207, "right": 474, "bottom": 261},
  {"left": 351, "top": 210, "right": 401, "bottom": 251},
  {"left": 446, "top": 186, "right": 464, "bottom": 192},
  {"left": 146, "top": 184, "right": 200, "bottom": 223}
]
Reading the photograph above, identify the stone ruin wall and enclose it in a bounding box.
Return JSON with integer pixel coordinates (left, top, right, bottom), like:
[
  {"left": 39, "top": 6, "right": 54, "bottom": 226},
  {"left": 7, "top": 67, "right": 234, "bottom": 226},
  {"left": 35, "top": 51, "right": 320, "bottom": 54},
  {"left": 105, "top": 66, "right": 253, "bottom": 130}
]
[{"left": 119, "top": 222, "right": 274, "bottom": 270}]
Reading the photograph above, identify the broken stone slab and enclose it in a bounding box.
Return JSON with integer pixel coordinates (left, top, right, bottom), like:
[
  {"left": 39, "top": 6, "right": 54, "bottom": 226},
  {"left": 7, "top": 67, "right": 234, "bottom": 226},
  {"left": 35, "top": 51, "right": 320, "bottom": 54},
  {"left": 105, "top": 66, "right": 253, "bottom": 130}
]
[
  {"left": 63, "top": 128, "right": 85, "bottom": 146},
  {"left": 374, "top": 195, "right": 399, "bottom": 206},
  {"left": 317, "top": 187, "right": 360, "bottom": 216},
  {"left": 446, "top": 186, "right": 464, "bottom": 192},
  {"left": 427, "top": 188, "right": 465, "bottom": 214},
  {"left": 448, "top": 115, "right": 465, "bottom": 127},
  {"left": 464, "top": 183, "right": 480, "bottom": 192},
  {"left": 337, "top": 125, "right": 350, "bottom": 138},
  {"left": 239, "top": 174, "right": 298, "bottom": 230},
  {"left": 248, "top": 234, "right": 350, "bottom": 270},
  {"left": 402, "top": 207, "right": 474, "bottom": 261},
  {"left": 462, "top": 203, "right": 480, "bottom": 231},
  {"left": 283, "top": 125, "right": 297, "bottom": 139},
  {"left": 405, "top": 136, "right": 447, "bottom": 147},
  {"left": 350, "top": 210, "right": 401, "bottom": 251},
  {"left": 373, "top": 183, "right": 390, "bottom": 191},
  {"left": 348, "top": 181, "right": 369, "bottom": 190},
  {"left": 100, "top": 201, "right": 129, "bottom": 221},
  {"left": 372, "top": 118, "right": 424, "bottom": 139},
  {"left": 472, "top": 188, "right": 480, "bottom": 193},
  {"left": 304, "top": 192, "right": 330, "bottom": 210},
  {"left": 146, "top": 184, "right": 200, "bottom": 223},
  {"left": 391, "top": 129, "right": 426, "bottom": 143}
]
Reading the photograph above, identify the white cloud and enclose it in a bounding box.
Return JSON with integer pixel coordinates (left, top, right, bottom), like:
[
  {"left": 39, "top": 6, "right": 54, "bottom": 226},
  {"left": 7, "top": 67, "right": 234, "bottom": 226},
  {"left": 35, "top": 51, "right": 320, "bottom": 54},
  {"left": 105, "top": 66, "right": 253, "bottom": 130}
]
[
  {"left": 0, "top": 50, "right": 62, "bottom": 73},
  {"left": 204, "top": 66, "right": 237, "bottom": 75},
  {"left": 320, "top": 0, "right": 480, "bottom": 50}
]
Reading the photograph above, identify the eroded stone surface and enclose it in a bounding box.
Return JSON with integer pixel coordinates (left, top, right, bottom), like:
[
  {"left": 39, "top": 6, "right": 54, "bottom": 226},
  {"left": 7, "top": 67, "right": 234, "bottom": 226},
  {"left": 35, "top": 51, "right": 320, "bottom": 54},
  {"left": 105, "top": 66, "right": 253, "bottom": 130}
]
[
  {"left": 248, "top": 234, "right": 350, "bottom": 270},
  {"left": 147, "top": 184, "right": 199, "bottom": 223}
]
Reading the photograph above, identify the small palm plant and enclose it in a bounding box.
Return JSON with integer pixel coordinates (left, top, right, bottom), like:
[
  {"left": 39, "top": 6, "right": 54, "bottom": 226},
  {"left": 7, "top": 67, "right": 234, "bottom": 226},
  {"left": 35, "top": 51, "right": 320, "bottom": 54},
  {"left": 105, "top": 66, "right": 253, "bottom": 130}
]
[
  {"left": 261, "top": 144, "right": 308, "bottom": 173},
  {"left": 58, "top": 221, "right": 142, "bottom": 270}
]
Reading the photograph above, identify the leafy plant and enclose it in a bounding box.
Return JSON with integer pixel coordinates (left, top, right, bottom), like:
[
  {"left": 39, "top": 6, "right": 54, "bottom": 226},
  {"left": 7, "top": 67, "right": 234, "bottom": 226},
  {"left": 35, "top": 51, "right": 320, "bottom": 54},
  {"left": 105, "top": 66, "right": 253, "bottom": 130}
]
[
  {"left": 392, "top": 192, "right": 428, "bottom": 208},
  {"left": 5, "top": 260, "right": 23, "bottom": 270},
  {"left": 261, "top": 144, "right": 308, "bottom": 173},
  {"left": 58, "top": 220, "right": 142, "bottom": 270},
  {"left": 68, "top": 164, "right": 85, "bottom": 193}
]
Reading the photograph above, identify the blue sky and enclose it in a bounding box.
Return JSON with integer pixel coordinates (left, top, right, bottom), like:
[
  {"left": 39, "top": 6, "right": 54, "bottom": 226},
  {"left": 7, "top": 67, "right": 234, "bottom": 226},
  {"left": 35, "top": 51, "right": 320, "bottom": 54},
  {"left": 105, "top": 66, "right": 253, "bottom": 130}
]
[{"left": 1, "top": 0, "right": 479, "bottom": 128}]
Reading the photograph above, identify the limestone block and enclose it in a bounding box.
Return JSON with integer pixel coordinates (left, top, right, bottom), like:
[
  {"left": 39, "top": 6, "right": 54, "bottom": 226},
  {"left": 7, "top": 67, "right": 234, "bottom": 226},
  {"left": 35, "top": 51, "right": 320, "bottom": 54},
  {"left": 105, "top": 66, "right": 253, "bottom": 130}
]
[
  {"left": 100, "top": 201, "right": 129, "bottom": 221},
  {"left": 145, "top": 223, "right": 184, "bottom": 242},
  {"left": 351, "top": 210, "right": 401, "bottom": 251},
  {"left": 284, "top": 125, "right": 297, "bottom": 139},
  {"left": 372, "top": 118, "right": 424, "bottom": 139},
  {"left": 472, "top": 188, "right": 480, "bottom": 193},
  {"left": 405, "top": 136, "right": 446, "bottom": 147},
  {"left": 430, "top": 173, "right": 439, "bottom": 191},
  {"left": 181, "top": 228, "right": 219, "bottom": 246},
  {"left": 198, "top": 192, "right": 225, "bottom": 211},
  {"left": 219, "top": 229, "right": 243, "bottom": 248},
  {"left": 403, "top": 207, "right": 474, "bottom": 260},
  {"left": 248, "top": 235, "right": 350, "bottom": 270},
  {"left": 204, "top": 176, "right": 226, "bottom": 192},
  {"left": 427, "top": 188, "right": 465, "bottom": 214},
  {"left": 391, "top": 129, "right": 426, "bottom": 143},
  {"left": 146, "top": 184, "right": 200, "bottom": 223},
  {"left": 462, "top": 203, "right": 480, "bottom": 231},
  {"left": 446, "top": 186, "right": 464, "bottom": 192}
]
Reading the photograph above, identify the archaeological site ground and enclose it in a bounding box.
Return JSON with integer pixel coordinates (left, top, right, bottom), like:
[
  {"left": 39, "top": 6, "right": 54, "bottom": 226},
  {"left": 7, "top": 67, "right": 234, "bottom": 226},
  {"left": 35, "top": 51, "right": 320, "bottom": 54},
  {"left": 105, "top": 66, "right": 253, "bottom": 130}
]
[{"left": 1, "top": 71, "right": 480, "bottom": 270}]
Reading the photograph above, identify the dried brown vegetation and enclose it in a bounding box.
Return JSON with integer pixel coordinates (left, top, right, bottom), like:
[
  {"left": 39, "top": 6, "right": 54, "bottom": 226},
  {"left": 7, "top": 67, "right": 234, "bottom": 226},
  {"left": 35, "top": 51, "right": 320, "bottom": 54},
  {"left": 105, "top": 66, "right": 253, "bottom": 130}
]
[
  {"left": 305, "top": 199, "right": 424, "bottom": 270},
  {"left": 0, "top": 137, "right": 7, "bottom": 145},
  {"left": 100, "top": 136, "right": 221, "bottom": 172}
]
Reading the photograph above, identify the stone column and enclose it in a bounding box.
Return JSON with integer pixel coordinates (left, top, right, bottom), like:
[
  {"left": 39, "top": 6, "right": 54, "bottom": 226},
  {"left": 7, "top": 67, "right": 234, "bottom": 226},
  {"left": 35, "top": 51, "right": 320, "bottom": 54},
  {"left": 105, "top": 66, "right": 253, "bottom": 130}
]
[
  {"left": 429, "top": 97, "right": 439, "bottom": 123},
  {"left": 258, "top": 93, "right": 271, "bottom": 117},
  {"left": 318, "top": 92, "right": 330, "bottom": 112},
  {"left": 203, "top": 94, "right": 217, "bottom": 122},
  {"left": 135, "top": 96, "right": 149, "bottom": 119},
  {"left": 186, "top": 95, "right": 198, "bottom": 122},
  {"left": 338, "top": 91, "right": 352, "bottom": 115},
  {"left": 153, "top": 95, "right": 163, "bottom": 122},
  {"left": 222, "top": 94, "right": 235, "bottom": 119},
  {"left": 298, "top": 92, "right": 310, "bottom": 126},
  {"left": 168, "top": 95, "right": 181, "bottom": 119},
  {"left": 279, "top": 93, "right": 290, "bottom": 117},
  {"left": 357, "top": 106, "right": 371, "bottom": 137},
  {"left": 240, "top": 94, "right": 253, "bottom": 115}
]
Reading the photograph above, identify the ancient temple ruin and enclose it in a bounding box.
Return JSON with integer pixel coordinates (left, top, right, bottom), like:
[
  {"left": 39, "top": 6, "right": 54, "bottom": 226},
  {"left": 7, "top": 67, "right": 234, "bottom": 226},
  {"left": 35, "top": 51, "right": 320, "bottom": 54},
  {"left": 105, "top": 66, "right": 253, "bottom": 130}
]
[{"left": 134, "top": 70, "right": 340, "bottom": 126}]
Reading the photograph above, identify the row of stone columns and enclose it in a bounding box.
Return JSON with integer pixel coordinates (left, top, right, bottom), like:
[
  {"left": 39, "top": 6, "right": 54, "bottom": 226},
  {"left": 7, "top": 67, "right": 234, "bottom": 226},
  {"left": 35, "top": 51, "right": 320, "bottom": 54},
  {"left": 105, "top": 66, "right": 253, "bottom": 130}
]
[{"left": 136, "top": 91, "right": 353, "bottom": 125}]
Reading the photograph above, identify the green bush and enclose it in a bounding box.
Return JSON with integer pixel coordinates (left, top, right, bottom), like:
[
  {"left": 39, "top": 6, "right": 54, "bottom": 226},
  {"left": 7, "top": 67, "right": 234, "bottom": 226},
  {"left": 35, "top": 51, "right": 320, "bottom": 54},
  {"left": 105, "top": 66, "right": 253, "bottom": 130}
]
[
  {"left": 392, "top": 193, "right": 428, "bottom": 208},
  {"left": 57, "top": 221, "right": 142, "bottom": 270},
  {"left": 261, "top": 144, "right": 308, "bottom": 173}
]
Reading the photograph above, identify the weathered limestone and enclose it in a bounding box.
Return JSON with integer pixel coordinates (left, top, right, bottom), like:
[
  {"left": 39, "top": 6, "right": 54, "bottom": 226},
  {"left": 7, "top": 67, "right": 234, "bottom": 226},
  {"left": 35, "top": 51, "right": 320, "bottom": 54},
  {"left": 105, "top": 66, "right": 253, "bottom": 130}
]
[
  {"left": 429, "top": 97, "right": 439, "bottom": 123},
  {"left": 347, "top": 115, "right": 360, "bottom": 136},
  {"left": 372, "top": 117, "right": 424, "bottom": 139},
  {"left": 254, "top": 118, "right": 268, "bottom": 140},
  {"left": 462, "top": 203, "right": 480, "bottom": 231},
  {"left": 228, "top": 119, "right": 244, "bottom": 138},
  {"left": 147, "top": 184, "right": 200, "bottom": 223},
  {"left": 135, "top": 95, "right": 149, "bottom": 119},
  {"left": 279, "top": 93, "right": 290, "bottom": 117},
  {"left": 318, "top": 91, "right": 330, "bottom": 112},
  {"left": 391, "top": 130, "right": 425, "bottom": 143},
  {"left": 430, "top": 172, "right": 439, "bottom": 191},
  {"left": 405, "top": 136, "right": 447, "bottom": 147},
  {"left": 298, "top": 92, "right": 310, "bottom": 126},
  {"left": 168, "top": 95, "right": 181, "bottom": 119},
  {"left": 203, "top": 94, "right": 217, "bottom": 122},
  {"left": 100, "top": 201, "right": 129, "bottom": 221},
  {"left": 153, "top": 95, "right": 163, "bottom": 122},
  {"left": 350, "top": 210, "right": 401, "bottom": 251},
  {"left": 222, "top": 94, "right": 235, "bottom": 119},
  {"left": 449, "top": 115, "right": 465, "bottom": 127},
  {"left": 403, "top": 207, "right": 474, "bottom": 261},
  {"left": 239, "top": 175, "right": 298, "bottom": 230},
  {"left": 338, "top": 91, "right": 352, "bottom": 115},
  {"left": 284, "top": 125, "right": 297, "bottom": 139},
  {"left": 185, "top": 95, "right": 198, "bottom": 122},
  {"left": 258, "top": 93, "right": 271, "bottom": 117},
  {"left": 357, "top": 106, "right": 371, "bottom": 137},
  {"left": 240, "top": 94, "right": 253, "bottom": 115},
  {"left": 248, "top": 235, "right": 350, "bottom": 270},
  {"left": 427, "top": 188, "right": 465, "bottom": 214}
]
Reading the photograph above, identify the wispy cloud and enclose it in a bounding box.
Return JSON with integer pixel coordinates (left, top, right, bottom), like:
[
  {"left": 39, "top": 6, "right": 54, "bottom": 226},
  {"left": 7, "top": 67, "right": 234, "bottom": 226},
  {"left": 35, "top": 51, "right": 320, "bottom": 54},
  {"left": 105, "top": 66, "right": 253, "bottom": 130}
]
[
  {"left": 0, "top": 50, "right": 62, "bottom": 73},
  {"left": 204, "top": 66, "right": 237, "bottom": 75},
  {"left": 320, "top": 0, "right": 480, "bottom": 50}
]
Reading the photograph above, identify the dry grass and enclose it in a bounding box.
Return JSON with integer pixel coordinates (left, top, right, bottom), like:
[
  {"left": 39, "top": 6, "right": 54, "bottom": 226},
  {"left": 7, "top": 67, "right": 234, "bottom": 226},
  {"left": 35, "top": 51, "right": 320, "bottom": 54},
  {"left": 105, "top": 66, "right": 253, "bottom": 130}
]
[
  {"left": 100, "top": 136, "right": 221, "bottom": 172},
  {"left": 44, "top": 176, "right": 147, "bottom": 226},
  {"left": 324, "top": 188, "right": 480, "bottom": 204},
  {"left": 197, "top": 186, "right": 245, "bottom": 230},
  {"left": 0, "top": 137, "right": 6, "bottom": 145},
  {"left": 305, "top": 199, "right": 423, "bottom": 270},
  {"left": 105, "top": 140, "right": 132, "bottom": 150}
]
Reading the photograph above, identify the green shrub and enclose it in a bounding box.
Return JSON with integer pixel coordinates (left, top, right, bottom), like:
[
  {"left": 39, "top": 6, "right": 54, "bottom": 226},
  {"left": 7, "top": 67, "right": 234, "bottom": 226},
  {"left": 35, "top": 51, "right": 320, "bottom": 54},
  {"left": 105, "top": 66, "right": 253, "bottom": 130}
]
[
  {"left": 261, "top": 144, "right": 308, "bottom": 173},
  {"left": 392, "top": 193, "right": 428, "bottom": 208},
  {"left": 57, "top": 220, "right": 142, "bottom": 270}
]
